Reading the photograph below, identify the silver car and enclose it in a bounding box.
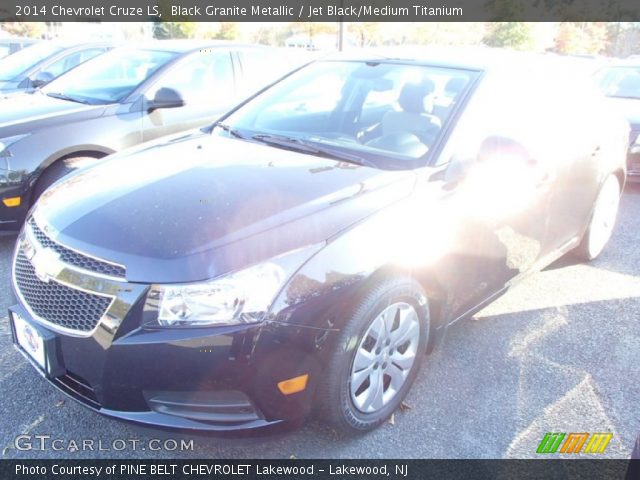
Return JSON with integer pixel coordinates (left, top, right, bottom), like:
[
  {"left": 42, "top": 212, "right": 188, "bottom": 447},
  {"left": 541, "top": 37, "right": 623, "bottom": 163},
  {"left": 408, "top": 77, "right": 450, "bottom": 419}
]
[{"left": 0, "top": 41, "right": 302, "bottom": 232}]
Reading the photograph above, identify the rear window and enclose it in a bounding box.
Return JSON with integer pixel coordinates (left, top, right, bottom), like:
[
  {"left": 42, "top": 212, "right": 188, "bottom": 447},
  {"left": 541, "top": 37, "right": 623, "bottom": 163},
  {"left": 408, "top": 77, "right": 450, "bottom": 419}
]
[{"left": 595, "top": 66, "right": 640, "bottom": 100}]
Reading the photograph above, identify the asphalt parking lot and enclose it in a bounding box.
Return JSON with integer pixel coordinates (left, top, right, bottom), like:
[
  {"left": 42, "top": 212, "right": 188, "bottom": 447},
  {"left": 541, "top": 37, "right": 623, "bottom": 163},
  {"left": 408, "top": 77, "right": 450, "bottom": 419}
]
[{"left": 1, "top": 184, "right": 639, "bottom": 460}]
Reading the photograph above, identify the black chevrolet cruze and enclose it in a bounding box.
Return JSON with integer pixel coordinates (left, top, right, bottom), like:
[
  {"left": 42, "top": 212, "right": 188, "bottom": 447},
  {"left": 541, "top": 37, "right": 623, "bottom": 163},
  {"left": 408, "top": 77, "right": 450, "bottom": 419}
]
[{"left": 9, "top": 49, "right": 628, "bottom": 433}]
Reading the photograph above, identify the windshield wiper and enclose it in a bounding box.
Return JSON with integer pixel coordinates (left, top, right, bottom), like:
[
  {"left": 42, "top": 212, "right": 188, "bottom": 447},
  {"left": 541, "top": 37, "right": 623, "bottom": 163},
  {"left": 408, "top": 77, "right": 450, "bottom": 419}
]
[
  {"left": 46, "top": 92, "right": 91, "bottom": 105},
  {"left": 251, "top": 134, "right": 375, "bottom": 167},
  {"left": 215, "top": 122, "right": 245, "bottom": 139}
]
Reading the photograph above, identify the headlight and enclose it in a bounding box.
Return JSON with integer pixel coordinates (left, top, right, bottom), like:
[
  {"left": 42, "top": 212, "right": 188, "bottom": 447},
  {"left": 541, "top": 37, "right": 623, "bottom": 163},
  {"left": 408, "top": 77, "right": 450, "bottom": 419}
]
[
  {"left": 147, "top": 245, "right": 322, "bottom": 328},
  {"left": 153, "top": 263, "right": 285, "bottom": 327},
  {"left": 0, "top": 134, "right": 29, "bottom": 157}
]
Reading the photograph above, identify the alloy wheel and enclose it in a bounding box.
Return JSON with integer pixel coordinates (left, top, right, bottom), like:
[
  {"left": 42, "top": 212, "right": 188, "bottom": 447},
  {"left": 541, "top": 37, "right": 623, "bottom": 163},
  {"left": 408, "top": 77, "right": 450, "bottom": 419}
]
[{"left": 349, "top": 302, "right": 421, "bottom": 414}]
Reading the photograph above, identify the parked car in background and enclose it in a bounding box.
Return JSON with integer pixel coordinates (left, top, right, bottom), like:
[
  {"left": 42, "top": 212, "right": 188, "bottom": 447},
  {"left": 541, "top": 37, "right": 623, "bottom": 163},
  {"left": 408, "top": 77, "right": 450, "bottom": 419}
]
[
  {"left": 0, "top": 41, "right": 112, "bottom": 95},
  {"left": 0, "top": 41, "right": 302, "bottom": 232},
  {"left": 594, "top": 63, "right": 640, "bottom": 181},
  {"left": 0, "top": 37, "right": 38, "bottom": 59},
  {"left": 9, "top": 49, "right": 628, "bottom": 434}
]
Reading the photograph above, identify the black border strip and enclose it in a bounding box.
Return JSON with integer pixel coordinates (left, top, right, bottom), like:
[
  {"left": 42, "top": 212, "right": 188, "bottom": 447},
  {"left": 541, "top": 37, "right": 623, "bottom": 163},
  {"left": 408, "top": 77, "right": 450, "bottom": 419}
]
[
  {"left": 1, "top": 459, "right": 638, "bottom": 480},
  {"left": 1, "top": 0, "right": 640, "bottom": 22}
]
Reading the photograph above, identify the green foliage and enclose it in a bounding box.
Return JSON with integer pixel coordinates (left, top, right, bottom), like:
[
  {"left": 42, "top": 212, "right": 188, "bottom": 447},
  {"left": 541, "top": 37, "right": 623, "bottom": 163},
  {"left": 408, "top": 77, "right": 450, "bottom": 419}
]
[
  {"left": 152, "top": 0, "right": 198, "bottom": 39},
  {"left": 555, "top": 22, "right": 609, "bottom": 54},
  {"left": 483, "top": 22, "right": 535, "bottom": 50},
  {"left": 152, "top": 22, "right": 197, "bottom": 39}
]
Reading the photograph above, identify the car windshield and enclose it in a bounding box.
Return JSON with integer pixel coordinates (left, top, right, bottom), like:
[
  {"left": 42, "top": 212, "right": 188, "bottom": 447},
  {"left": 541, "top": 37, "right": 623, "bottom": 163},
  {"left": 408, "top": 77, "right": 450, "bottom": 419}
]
[
  {"left": 40, "top": 48, "right": 178, "bottom": 105},
  {"left": 0, "top": 42, "right": 62, "bottom": 81},
  {"left": 594, "top": 66, "right": 640, "bottom": 99},
  {"left": 218, "top": 60, "right": 477, "bottom": 170}
]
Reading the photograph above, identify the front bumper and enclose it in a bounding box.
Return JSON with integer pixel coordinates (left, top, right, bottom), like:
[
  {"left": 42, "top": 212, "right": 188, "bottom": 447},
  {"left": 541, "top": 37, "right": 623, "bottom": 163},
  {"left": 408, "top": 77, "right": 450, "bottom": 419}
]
[
  {"left": 9, "top": 299, "right": 331, "bottom": 432},
  {"left": 0, "top": 180, "right": 30, "bottom": 234},
  {"left": 9, "top": 215, "right": 337, "bottom": 432}
]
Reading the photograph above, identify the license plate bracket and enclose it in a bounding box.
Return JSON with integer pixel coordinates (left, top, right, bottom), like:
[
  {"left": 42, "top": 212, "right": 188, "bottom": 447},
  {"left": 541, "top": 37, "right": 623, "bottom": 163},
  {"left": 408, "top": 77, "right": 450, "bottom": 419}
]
[{"left": 9, "top": 307, "right": 65, "bottom": 378}]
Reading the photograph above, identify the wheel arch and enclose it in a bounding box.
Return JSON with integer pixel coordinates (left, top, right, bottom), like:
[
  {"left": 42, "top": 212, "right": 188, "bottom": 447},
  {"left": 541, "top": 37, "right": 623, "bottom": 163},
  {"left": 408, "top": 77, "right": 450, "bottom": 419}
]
[
  {"left": 39, "top": 145, "right": 114, "bottom": 171},
  {"left": 351, "top": 265, "right": 448, "bottom": 353},
  {"left": 29, "top": 147, "right": 114, "bottom": 205}
]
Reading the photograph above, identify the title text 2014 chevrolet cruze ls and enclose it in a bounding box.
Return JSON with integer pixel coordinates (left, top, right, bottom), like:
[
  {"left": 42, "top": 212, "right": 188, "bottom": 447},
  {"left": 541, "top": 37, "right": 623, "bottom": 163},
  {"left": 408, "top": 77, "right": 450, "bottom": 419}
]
[{"left": 9, "top": 50, "right": 628, "bottom": 433}]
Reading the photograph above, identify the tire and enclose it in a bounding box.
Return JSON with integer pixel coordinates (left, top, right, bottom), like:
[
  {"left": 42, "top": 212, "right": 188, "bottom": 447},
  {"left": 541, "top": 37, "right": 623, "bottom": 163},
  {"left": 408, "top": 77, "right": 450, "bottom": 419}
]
[
  {"left": 31, "top": 156, "right": 100, "bottom": 203},
  {"left": 574, "top": 174, "right": 621, "bottom": 261},
  {"left": 316, "top": 277, "right": 430, "bottom": 434}
]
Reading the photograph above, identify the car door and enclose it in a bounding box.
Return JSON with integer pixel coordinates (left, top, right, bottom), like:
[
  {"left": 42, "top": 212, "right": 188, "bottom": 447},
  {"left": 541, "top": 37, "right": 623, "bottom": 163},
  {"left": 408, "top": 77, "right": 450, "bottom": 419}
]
[
  {"left": 538, "top": 73, "right": 608, "bottom": 252},
  {"left": 141, "top": 50, "right": 237, "bottom": 142},
  {"left": 429, "top": 69, "right": 556, "bottom": 318}
]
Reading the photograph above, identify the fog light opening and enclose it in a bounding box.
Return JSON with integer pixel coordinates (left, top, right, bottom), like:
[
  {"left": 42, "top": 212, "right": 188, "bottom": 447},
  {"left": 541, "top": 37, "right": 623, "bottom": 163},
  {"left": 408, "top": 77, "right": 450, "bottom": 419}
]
[{"left": 277, "top": 374, "right": 309, "bottom": 395}]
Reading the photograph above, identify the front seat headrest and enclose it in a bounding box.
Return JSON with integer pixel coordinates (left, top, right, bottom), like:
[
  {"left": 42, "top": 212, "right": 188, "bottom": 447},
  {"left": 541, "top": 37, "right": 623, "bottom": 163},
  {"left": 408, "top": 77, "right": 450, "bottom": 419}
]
[{"left": 398, "top": 78, "right": 435, "bottom": 114}]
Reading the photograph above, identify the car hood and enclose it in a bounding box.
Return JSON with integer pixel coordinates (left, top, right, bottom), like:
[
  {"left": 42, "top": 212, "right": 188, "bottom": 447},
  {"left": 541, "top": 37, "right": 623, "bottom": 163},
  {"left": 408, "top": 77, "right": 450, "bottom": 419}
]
[
  {"left": 0, "top": 92, "right": 106, "bottom": 134},
  {"left": 605, "top": 96, "right": 640, "bottom": 129},
  {"left": 34, "top": 132, "right": 417, "bottom": 283}
]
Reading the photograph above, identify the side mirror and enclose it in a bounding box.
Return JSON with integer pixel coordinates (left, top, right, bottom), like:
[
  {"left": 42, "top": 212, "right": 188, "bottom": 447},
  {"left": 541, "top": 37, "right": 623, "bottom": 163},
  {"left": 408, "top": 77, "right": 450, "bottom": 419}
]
[
  {"left": 148, "top": 87, "right": 185, "bottom": 112},
  {"left": 477, "top": 136, "right": 532, "bottom": 165},
  {"left": 443, "top": 136, "right": 531, "bottom": 185},
  {"left": 31, "top": 71, "right": 54, "bottom": 89},
  {"left": 443, "top": 154, "right": 473, "bottom": 185}
]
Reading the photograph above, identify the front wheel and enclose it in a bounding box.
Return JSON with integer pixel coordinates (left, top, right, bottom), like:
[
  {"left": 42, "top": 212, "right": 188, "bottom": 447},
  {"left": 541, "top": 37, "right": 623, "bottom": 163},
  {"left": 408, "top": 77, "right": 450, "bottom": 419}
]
[
  {"left": 575, "top": 174, "right": 621, "bottom": 261},
  {"left": 316, "top": 277, "right": 429, "bottom": 434}
]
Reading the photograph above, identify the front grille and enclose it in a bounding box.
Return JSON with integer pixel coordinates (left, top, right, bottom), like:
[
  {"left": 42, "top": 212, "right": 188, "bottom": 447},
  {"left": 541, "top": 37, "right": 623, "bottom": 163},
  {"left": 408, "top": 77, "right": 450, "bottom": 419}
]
[
  {"left": 14, "top": 249, "right": 112, "bottom": 333},
  {"left": 28, "top": 219, "right": 126, "bottom": 278}
]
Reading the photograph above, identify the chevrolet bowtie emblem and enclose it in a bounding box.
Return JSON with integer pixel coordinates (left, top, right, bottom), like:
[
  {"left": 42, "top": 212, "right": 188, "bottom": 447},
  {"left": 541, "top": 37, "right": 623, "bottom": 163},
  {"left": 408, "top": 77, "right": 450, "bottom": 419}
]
[{"left": 30, "top": 247, "right": 62, "bottom": 283}]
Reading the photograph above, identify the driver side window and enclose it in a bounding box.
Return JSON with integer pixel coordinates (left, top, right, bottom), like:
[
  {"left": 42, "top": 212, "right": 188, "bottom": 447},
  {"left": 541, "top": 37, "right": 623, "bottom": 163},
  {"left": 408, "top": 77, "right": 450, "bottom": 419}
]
[{"left": 148, "top": 51, "right": 235, "bottom": 107}]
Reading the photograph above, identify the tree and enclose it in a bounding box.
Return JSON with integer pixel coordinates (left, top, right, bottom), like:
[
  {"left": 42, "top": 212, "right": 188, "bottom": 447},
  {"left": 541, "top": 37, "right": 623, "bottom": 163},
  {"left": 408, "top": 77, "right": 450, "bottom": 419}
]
[
  {"left": 348, "top": 23, "right": 381, "bottom": 47},
  {"left": 483, "top": 22, "right": 535, "bottom": 50},
  {"left": 1, "top": 22, "right": 45, "bottom": 38},
  {"left": 404, "top": 22, "right": 486, "bottom": 46},
  {"left": 152, "top": 22, "right": 197, "bottom": 39},
  {"left": 607, "top": 22, "right": 640, "bottom": 57},
  {"left": 554, "top": 22, "right": 609, "bottom": 55},
  {"left": 152, "top": 0, "right": 198, "bottom": 39},
  {"left": 214, "top": 22, "right": 239, "bottom": 40}
]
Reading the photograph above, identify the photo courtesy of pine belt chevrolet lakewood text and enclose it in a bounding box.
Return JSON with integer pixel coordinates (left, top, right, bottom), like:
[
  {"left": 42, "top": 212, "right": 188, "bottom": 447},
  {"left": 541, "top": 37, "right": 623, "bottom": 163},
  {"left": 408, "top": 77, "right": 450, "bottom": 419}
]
[{"left": 8, "top": 49, "right": 628, "bottom": 434}]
